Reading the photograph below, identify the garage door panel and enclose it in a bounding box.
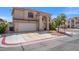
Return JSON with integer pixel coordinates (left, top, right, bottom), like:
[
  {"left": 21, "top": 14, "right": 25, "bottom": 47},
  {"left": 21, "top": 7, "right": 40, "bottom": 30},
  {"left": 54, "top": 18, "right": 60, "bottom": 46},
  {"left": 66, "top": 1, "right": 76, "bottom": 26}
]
[{"left": 18, "top": 23, "right": 37, "bottom": 32}]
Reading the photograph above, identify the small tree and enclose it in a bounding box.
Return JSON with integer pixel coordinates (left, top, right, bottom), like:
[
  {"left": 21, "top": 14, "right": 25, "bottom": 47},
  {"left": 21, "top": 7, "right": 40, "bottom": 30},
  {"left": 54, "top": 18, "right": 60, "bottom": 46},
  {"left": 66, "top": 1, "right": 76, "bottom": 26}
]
[
  {"left": 49, "top": 14, "right": 66, "bottom": 32},
  {"left": 60, "top": 14, "right": 66, "bottom": 32},
  {"left": 55, "top": 15, "right": 61, "bottom": 32},
  {"left": 55, "top": 14, "right": 66, "bottom": 32}
]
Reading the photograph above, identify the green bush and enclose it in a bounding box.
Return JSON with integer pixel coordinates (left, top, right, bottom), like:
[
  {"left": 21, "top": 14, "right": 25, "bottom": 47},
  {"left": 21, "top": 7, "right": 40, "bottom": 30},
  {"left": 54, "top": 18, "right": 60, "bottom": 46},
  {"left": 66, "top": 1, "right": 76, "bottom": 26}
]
[
  {"left": 49, "top": 22, "right": 57, "bottom": 30},
  {"left": 0, "top": 22, "right": 8, "bottom": 34}
]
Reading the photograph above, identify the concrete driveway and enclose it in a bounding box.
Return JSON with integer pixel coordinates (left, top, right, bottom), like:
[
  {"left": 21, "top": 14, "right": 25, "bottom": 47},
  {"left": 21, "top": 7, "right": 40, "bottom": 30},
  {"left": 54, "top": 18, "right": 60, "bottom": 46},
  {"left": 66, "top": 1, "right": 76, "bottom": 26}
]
[{"left": 0, "top": 31, "right": 65, "bottom": 47}]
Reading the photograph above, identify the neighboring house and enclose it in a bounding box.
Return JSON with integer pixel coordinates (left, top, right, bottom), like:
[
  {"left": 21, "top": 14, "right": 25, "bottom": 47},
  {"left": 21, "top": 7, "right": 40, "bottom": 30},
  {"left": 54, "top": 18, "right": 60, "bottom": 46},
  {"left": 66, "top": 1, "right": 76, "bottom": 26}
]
[
  {"left": 66, "top": 17, "right": 79, "bottom": 29},
  {"left": 67, "top": 20, "right": 72, "bottom": 28},
  {"left": 12, "top": 8, "right": 51, "bottom": 32},
  {"left": 73, "top": 17, "right": 79, "bottom": 28},
  {"left": 65, "top": 18, "right": 75, "bottom": 28},
  {"left": 67, "top": 18, "right": 73, "bottom": 28}
]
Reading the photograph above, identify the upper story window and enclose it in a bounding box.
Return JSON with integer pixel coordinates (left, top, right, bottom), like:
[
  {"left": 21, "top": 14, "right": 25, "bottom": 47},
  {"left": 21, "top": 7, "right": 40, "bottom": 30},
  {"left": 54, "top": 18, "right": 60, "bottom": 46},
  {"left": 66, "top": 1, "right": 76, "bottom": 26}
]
[{"left": 28, "top": 12, "right": 33, "bottom": 18}]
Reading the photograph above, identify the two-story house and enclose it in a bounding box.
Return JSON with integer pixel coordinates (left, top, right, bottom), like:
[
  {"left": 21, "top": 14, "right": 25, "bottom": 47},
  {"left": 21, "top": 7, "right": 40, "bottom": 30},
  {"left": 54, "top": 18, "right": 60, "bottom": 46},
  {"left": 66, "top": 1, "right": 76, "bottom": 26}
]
[
  {"left": 66, "top": 17, "right": 79, "bottom": 28},
  {"left": 73, "top": 17, "right": 79, "bottom": 28},
  {"left": 12, "top": 8, "right": 51, "bottom": 32}
]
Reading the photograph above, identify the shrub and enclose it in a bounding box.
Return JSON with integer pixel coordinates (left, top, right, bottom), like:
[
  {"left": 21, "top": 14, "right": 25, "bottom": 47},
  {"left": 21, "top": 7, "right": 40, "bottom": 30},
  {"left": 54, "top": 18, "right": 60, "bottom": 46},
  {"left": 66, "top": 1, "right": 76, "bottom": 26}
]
[
  {"left": 0, "top": 22, "right": 8, "bottom": 34},
  {"left": 49, "top": 22, "right": 57, "bottom": 30}
]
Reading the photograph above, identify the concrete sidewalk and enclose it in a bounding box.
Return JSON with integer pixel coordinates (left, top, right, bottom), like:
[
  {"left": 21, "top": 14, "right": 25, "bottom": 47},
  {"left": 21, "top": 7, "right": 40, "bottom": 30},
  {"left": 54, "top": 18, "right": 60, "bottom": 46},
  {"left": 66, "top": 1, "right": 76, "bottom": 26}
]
[
  {"left": 1, "top": 31, "right": 65, "bottom": 47},
  {"left": 0, "top": 31, "right": 59, "bottom": 46}
]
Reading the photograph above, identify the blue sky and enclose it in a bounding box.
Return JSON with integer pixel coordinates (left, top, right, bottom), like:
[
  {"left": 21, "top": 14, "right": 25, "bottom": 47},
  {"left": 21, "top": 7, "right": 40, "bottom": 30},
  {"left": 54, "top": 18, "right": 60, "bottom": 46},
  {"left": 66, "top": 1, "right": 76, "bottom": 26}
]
[{"left": 0, "top": 7, "right": 79, "bottom": 22}]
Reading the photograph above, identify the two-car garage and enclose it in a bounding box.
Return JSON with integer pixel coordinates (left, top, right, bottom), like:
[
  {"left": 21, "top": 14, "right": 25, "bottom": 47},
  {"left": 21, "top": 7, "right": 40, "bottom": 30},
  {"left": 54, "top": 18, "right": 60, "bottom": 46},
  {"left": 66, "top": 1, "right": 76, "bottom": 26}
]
[{"left": 14, "top": 21, "right": 37, "bottom": 32}]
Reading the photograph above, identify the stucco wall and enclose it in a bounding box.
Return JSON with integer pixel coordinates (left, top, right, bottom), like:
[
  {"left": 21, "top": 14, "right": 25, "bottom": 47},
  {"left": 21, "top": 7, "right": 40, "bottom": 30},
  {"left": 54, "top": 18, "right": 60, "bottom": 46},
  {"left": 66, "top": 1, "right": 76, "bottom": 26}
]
[{"left": 13, "top": 9, "right": 24, "bottom": 19}]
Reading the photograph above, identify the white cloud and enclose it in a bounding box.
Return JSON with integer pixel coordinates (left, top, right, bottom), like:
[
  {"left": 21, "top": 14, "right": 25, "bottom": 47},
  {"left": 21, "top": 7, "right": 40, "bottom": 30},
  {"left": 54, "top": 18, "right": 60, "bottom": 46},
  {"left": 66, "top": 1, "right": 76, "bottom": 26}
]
[
  {"left": 51, "top": 15, "right": 57, "bottom": 19},
  {"left": 0, "top": 16, "right": 7, "bottom": 20},
  {"left": 0, "top": 16, "right": 12, "bottom": 22}
]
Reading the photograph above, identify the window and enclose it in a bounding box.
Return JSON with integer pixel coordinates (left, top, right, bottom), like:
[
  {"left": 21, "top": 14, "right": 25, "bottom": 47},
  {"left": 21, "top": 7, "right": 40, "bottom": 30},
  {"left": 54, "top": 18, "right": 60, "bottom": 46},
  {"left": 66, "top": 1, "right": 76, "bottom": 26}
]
[{"left": 28, "top": 12, "right": 33, "bottom": 18}]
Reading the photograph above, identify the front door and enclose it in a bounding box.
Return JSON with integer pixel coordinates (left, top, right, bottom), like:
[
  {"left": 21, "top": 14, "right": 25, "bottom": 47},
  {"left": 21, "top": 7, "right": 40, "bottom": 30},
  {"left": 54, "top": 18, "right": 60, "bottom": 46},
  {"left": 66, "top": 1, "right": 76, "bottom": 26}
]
[{"left": 42, "top": 16, "right": 47, "bottom": 30}]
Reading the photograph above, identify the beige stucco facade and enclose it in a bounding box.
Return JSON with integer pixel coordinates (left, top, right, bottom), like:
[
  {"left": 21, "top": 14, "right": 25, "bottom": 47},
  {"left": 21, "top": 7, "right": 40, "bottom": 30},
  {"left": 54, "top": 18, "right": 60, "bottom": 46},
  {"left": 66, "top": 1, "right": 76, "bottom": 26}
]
[
  {"left": 66, "top": 17, "right": 79, "bottom": 28},
  {"left": 12, "top": 8, "right": 51, "bottom": 32},
  {"left": 73, "top": 17, "right": 79, "bottom": 28}
]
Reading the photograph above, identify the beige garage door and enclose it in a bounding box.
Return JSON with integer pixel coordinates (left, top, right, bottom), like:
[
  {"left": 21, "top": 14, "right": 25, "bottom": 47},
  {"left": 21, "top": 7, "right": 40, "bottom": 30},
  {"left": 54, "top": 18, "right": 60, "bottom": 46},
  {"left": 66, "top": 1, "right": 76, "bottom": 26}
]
[{"left": 18, "top": 22, "right": 37, "bottom": 32}]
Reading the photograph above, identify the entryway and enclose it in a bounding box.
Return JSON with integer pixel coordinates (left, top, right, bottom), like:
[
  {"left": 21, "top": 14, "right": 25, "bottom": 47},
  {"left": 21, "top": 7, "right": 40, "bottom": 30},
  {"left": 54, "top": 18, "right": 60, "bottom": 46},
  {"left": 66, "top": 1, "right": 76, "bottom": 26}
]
[{"left": 42, "top": 16, "right": 47, "bottom": 30}]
